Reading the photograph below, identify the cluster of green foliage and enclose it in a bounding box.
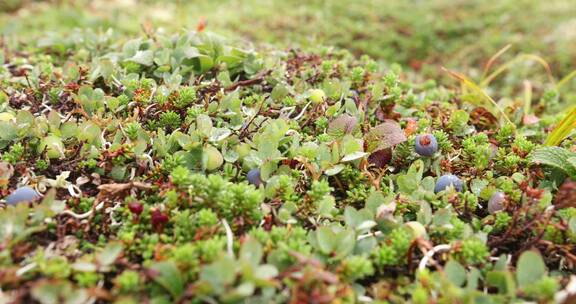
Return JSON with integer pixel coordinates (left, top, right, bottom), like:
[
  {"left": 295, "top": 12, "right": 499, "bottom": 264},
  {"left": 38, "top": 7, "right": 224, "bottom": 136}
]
[
  {"left": 3, "top": 0, "right": 576, "bottom": 85},
  {"left": 0, "top": 24, "right": 575, "bottom": 303}
]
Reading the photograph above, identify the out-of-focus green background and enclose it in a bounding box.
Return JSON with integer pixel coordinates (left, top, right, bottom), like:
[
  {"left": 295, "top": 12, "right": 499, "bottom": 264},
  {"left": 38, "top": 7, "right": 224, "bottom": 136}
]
[{"left": 2, "top": 0, "right": 576, "bottom": 80}]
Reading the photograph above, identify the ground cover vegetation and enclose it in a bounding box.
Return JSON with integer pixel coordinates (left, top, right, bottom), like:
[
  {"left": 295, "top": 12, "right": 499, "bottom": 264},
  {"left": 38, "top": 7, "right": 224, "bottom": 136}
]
[{"left": 1, "top": 1, "right": 576, "bottom": 303}]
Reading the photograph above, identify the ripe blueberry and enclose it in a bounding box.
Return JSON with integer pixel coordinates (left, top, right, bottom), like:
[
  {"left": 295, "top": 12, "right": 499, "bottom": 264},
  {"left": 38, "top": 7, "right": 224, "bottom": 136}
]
[
  {"left": 5, "top": 186, "right": 40, "bottom": 205},
  {"left": 488, "top": 191, "right": 506, "bottom": 214},
  {"left": 434, "top": 174, "right": 463, "bottom": 193},
  {"left": 247, "top": 168, "right": 263, "bottom": 187},
  {"left": 415, "top": 134, "right": 438, "bottom": 157}
]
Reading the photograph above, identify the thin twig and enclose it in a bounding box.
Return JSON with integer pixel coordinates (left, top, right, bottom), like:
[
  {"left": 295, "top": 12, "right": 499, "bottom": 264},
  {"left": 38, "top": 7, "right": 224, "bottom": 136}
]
[
  {"left": 61, "top": 201, "right": 105, "bottom": 219},
  {"left": 224, "top": 70, "right": 270, "bottom": 92},
  {"left": 222, "top": 219, "right": 235, "bottom": 259},
  {"left": 418, "top": 244, "right": 451, "bottom": 271}
]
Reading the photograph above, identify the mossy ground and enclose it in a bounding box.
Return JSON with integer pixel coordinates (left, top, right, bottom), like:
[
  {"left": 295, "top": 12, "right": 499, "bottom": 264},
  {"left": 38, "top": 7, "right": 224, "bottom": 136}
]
[{"left": 1, "top": 1, "right": 576, "bottom": 303}]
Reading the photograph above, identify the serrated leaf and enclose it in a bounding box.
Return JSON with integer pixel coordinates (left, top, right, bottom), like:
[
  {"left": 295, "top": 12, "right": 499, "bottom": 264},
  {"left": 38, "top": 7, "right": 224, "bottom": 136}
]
[
  {"left": 397, "top": 174, "right": 418, "bottom": 194},
  {"left": 531, "top": 146, "right": 576, "bottom": 178},
  {"left": 364, "top": 120, "right": 406, "bottom": 152},
  {"left": 327, "top": 114, "right": 357, "bottom": 138},
  {"left": 271, "top": 84, "right": 289, "bottom": 102}
]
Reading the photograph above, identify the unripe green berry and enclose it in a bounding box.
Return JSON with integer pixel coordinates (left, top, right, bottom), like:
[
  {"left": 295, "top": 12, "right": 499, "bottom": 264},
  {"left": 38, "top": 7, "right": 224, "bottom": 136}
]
[{"left": 309, "top": 89, "right": 326, "bottom": 104}]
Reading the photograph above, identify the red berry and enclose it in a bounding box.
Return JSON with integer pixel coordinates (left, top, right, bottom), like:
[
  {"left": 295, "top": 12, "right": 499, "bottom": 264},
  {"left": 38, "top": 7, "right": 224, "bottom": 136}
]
[
  {"left": 128, "top": 202, "right": 144, "bottom": 215},
  {"left": 151, "top": 209, "right": 169, "bottom": 228}
]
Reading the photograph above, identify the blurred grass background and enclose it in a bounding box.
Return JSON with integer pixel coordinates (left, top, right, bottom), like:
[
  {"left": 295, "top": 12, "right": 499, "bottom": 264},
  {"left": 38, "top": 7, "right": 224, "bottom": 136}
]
[{"left": 1, "top": 0, "right": 576, "bottom": 83}]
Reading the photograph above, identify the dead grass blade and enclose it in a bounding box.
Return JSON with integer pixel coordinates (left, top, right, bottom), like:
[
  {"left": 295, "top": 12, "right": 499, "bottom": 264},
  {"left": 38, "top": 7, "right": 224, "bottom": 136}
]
[
  {"left": 523, "top": 80, "right": 532, "bottom": 116},
  {"left": 480, "top": 54, "right": 555, "bottom": 87},
  {"left": 443, "top": 67, "right": 513, "bottom": 126},
  {"left": 481, "top": 44, "right": 512, "bottom": 80}
]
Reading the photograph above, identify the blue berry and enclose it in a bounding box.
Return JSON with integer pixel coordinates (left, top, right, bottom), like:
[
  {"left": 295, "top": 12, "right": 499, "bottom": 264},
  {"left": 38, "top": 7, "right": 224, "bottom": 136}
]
[
  {"left": 247, "top": 168, "right": 262, "bottom": 187},
  {"left": 5, "top": 186, "right": 40, "bottom": 205},
  {"left": 434, "top": 174, "right": 463, "bottom": 193},
  {"left": 415, "top": 134, "right": 438, "bottom": 157},
  {"left": 488, "top": 191, "right": 506, "bottom": 214}
]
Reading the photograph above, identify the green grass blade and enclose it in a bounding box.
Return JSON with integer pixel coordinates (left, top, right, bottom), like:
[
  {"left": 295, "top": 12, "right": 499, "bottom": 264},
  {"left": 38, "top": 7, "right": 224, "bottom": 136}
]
[
  {"left": 544, "top": 106, "right": 576, "bottom": 146},
  {"left": 556, "top": 69, "right": 576, "bottom": 91}
]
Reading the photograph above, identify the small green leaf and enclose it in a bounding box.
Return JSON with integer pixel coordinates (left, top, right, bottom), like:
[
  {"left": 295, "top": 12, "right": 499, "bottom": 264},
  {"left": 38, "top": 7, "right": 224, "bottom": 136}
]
[
  {"left": 516, "top": 250, "right": 546, "bottom": 288},
  {"left": 96, "top": 242, "right": 123, "bottom": 267},
  {"left": 254, "top": 264, "right": 278, "bottom": 280},
  {"left": 196, "top": 114, "right": 213, "bottom": 137},
  {"left": 150, "top": 261, "right": 184, "bottom": 299},
  {"left": 127, "top": 50, "right": 154, "bottom": 66},
  {"left": 39, "top": 135, "right": 65, "bottom": 159},
  {"left": 200, "top": 256, "right": 237, "bottom": 289},
  {"left": 341, "top": 151, "right": 368, "bottom": 162},
  {"left": 334, "top": 229, "right": 356, "bottom": 259},
  {"left": 397, "top": 174, "right": 418, "bottom": 194},
  {"left": 316, "top": 196, "right": 336, "bottom": 217},
  {"left": 445, "top": 260, "right": 467, "bottom": 287},
  {"left": 203, "top": 145, "right": 223, "bottom": 171},
  {"left": 433, "top": 208, "right": 452, "bottom": 226},
  {"left": 209, "top": 128, "right": 231, "bottom": 142},
  {"left": 487, "top": 270, "right": 516, "bottom": 296},
  {"left": 240, "top": 238, "right": 263, "bottom": 267},
  {"left": 324, "top": 164, "right": 345, "bottom": 176},
  {"left": 316, "top": 226, "right": 335, "bottom": 255},
  {"left": 569, "top": 217, "right": 576, "bottom": 234}
]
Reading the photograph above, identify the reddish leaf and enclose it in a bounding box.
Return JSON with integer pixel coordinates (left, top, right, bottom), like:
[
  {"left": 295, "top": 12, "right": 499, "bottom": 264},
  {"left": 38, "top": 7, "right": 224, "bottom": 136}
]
[{"left": 364, "top": 120, "right": 406, "bottom": 152}]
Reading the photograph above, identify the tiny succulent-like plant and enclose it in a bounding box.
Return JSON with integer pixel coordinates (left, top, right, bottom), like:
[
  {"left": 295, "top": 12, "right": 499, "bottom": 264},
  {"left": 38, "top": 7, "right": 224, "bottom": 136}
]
[{"left": 0, "top": 24, "right": 573, "bottom": 304}]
